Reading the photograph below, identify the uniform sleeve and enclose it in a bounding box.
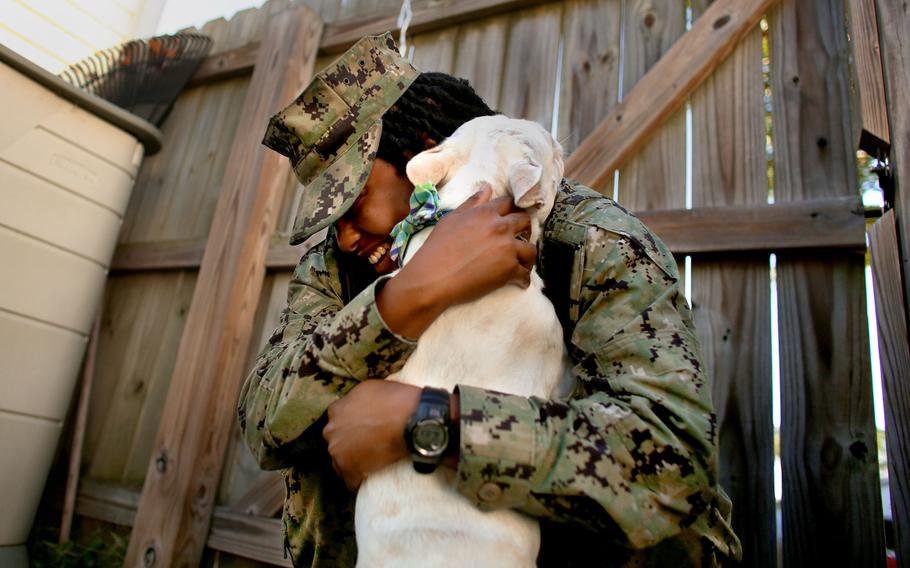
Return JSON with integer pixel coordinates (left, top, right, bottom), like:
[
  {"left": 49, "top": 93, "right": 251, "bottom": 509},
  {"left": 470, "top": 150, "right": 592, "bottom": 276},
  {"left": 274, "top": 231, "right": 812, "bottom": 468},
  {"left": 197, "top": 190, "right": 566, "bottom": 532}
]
[
  {"left": 453, "top": 228, "right": 725, "bottom": 550},
  {"left": 237, "top": 242, "right": 417, "bottom": 470}
]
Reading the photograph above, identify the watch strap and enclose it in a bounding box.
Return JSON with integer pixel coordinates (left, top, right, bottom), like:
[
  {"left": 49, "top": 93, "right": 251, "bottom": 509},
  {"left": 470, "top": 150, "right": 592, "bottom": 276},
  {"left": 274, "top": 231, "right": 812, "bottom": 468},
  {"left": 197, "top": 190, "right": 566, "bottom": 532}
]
[
  {"left": 405, "top": 386, "right": 451, "bottom": 473},
  {"left": 418, "top": 386, "right": 450, "bottom": 419},
  {"left": 413, "top": 460, "right": 437, "bottom": 474}
]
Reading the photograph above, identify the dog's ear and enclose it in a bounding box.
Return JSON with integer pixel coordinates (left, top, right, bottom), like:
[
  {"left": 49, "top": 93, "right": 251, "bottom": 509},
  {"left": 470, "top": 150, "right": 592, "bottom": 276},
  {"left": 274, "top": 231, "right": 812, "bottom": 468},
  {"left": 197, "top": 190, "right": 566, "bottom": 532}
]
[
  {"left": 508, "top": 157, "right": 544, "bottom": 208},
  {"left": 406, "top": 144, "right": 453, "bottom": 186}
]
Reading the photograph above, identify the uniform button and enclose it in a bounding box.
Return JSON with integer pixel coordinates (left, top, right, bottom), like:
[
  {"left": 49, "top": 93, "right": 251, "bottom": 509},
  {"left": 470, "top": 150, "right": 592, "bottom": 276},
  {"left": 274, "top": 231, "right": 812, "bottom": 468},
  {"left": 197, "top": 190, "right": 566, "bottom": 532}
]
[{"left": 478, "top": 482, "right": 503, "bottom": 503}]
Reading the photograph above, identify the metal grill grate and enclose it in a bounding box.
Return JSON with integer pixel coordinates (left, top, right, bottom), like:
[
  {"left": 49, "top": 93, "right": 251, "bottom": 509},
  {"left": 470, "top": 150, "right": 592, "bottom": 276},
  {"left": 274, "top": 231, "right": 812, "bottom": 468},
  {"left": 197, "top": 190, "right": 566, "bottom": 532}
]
[{"left": 58, "top": 33, "right": 213, "bottom": 127}]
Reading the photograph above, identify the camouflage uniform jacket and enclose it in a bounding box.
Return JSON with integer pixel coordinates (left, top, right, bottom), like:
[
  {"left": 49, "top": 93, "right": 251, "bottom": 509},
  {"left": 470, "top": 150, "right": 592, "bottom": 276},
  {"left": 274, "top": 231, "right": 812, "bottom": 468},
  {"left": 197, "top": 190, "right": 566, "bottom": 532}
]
[{"left": 237, "top": 180, "right": 742, "bottom": 567}]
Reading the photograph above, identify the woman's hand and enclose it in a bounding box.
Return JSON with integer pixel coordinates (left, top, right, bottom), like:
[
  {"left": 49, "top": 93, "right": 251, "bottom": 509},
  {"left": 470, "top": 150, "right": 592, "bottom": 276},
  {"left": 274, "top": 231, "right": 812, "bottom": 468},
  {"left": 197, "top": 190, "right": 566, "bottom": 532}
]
[
  {"left": 323, "top": 380, "right": 421, "bottom": 491},
  {"left": 377, "top": 185, "right": 537, "bottom": 338},
  {"left": 325, "top": 380, "right": 462, "bottom": 491}
]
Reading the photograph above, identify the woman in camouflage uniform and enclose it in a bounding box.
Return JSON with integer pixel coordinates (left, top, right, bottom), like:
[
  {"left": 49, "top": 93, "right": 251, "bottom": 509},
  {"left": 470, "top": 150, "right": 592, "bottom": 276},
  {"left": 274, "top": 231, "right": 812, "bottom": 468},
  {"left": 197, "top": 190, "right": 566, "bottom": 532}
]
[{"left": 238, "top": 33, "right": 741, "bottom": 567}]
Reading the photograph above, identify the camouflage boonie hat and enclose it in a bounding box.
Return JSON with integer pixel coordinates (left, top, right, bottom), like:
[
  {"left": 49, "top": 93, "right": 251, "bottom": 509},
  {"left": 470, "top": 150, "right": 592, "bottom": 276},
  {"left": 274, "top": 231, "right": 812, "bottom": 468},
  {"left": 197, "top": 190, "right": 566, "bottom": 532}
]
[{"left": 263, "top": 32, "right": 420, "bottom": 245}]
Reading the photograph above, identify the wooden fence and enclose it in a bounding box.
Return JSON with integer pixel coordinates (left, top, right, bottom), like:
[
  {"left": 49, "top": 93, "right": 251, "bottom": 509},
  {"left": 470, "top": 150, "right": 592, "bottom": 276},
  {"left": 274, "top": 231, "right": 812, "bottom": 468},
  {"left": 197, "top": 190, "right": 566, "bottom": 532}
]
[{"left": 54, "top": 0, "right": 910, "bottom": 566}]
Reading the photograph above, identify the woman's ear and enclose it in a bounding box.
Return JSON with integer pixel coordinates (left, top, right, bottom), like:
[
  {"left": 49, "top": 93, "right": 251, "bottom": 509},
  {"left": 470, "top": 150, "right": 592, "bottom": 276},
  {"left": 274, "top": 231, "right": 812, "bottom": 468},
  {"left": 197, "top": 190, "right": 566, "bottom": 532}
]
[{"left": 406, "top": 144, "right": 452, "bottom": 186}]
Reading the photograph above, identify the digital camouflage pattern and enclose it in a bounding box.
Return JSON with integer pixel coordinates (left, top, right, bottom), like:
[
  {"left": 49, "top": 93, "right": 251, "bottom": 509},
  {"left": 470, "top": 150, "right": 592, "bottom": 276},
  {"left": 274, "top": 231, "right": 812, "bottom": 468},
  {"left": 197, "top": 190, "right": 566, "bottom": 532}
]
[
  {"left": 237, "top": 180, "right": 743, "bottom": 567},
  {"left": 262, "top": 32, "right": 420, "bottom": 245}
]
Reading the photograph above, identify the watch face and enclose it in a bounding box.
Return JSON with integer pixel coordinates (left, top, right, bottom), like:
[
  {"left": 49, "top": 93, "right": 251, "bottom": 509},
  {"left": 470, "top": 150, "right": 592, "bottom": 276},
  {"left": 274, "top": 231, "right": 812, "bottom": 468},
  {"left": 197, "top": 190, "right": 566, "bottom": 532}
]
[{"left": 414, "top": 421, "right": 448, "bottom": 457}]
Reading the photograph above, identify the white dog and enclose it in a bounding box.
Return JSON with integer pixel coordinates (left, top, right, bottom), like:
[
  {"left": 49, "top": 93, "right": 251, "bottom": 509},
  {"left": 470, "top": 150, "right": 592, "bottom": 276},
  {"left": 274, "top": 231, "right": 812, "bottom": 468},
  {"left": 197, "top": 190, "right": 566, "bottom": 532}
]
[{"left": 354, "top": 115, "right": 571, "bottom": 568}]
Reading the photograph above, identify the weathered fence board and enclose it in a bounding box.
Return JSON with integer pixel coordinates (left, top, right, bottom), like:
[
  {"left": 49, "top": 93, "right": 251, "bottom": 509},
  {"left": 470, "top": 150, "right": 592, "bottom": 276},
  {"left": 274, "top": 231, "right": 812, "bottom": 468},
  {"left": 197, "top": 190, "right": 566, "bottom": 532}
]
[
  {"left": 124, "top": 0, "right": 295, "bottom": 245},
  {"left": 847, "top": 0, "right": 890, "bottom": 152},
  {"left": 82, "top": 1, "right": 279, "bottom": 488},
  {"left": 775, "top": 257, "right": 882, "bottom": 564},
  {"left": 497, "top": 3, "right": 562, "bottom": 127},
  {"left": 770, "top": 0, "right": 885, "bottom": 565},
  {"left": 111, "top": 197, "right": 866, "bottom": 272},
  {"left": 83, "top": 272, "right": 196, "bottom": 485},
  {"left": 565, "top": 0, "right": 779, "bottom": 195},
  {"left": 453, "top": 14, "right": 508, "bottom": 111},
  {"left": 636, "top": 198, "right": 865, "bottom": 254},
  {"left": 556, "top": 0, "right": 622, "bottom": 156},
  {"left": 338, "top": 0, "right": 401, "bottom": 21},
  {"left": 123, "top": 4, "right": 323, "bottom": 566},
  {"left": 75, "top": 480, "right": 290, "bottom": 566},
  {"left": 122, "top": 13, "right": 258, "bottom": 244},
  {"left": 611, "top": 0, "right": 685, "bottom": 313},
  {"left": 217, "top": 273, "right": 292, "bottom": 511},
  {"left": 321, "top": 0, "right": 560, "bottom": 55},
  {"left": 688, "top": 4, "right": 775, "bottom": 565},
  {"left": 119, "top": 85, "right": 228, "bottom": 243},
  {"left": 190, "top": 0, "right": 568, "bottom": 86},
  {"left": 226, "top": 469, "right": 285, "bottom": 518},
  {"left": 309, "top": 0, "right": 341, "bottom": 21},
  {"left": 868, "top": 211, "right": 910, "bottom": 568},
  {"left": 206, "top": 510, "right": 289, "bottom": 566},
  {"left": 187, "top": 42, "right": 260, "bottom": 89},
  {"left": 874, "top": 0, "right": 910, "bottom": 563},
  {"left": 617, "top": 0, "right": 686, "bottom": 206},
  {"left": 410, "top": 27, "right": 458, "bottom": 74}
]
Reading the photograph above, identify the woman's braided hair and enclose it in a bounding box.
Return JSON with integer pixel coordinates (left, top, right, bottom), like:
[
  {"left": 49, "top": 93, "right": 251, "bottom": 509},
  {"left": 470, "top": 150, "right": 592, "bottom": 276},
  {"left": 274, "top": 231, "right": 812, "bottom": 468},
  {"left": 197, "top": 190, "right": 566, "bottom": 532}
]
[{"left": 377, "top": 72, "right": 498, "bottom": 176}]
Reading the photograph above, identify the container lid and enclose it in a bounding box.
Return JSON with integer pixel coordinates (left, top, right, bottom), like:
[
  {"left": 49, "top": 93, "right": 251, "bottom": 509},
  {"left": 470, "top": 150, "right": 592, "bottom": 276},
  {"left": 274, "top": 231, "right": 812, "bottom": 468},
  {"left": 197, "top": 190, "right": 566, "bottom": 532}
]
[{"left": 0, "top": 44, "right": 163, "bottom": 154}]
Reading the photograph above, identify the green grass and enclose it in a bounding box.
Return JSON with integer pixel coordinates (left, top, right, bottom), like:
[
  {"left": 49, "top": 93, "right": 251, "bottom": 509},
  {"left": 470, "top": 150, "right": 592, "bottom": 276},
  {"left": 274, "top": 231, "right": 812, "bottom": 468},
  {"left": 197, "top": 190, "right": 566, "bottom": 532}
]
[{"left": 28, "top": 524, "right": 127, "bottom": 568}]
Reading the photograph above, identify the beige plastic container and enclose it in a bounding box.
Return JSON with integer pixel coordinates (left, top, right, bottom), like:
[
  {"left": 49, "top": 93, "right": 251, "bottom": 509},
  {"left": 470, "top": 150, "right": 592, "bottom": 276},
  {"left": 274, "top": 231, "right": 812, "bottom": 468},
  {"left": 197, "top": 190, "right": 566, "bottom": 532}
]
[{"left": 0, "top": 45, "right": 161, "bottom": 554}]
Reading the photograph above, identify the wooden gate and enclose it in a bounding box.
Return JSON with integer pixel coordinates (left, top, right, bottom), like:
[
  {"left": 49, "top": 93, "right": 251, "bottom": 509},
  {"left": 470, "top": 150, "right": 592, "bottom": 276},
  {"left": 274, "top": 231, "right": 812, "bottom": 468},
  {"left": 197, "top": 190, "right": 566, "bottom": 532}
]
[{"left": 58, "top": 0, "right": 910, "bottom": 566}]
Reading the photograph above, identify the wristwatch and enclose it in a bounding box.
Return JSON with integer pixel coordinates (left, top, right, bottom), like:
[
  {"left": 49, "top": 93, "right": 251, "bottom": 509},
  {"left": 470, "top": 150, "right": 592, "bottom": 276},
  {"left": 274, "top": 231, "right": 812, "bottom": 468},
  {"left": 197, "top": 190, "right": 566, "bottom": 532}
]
[{"left": 404, "top": 386, "right": 455, "bottom": 474}]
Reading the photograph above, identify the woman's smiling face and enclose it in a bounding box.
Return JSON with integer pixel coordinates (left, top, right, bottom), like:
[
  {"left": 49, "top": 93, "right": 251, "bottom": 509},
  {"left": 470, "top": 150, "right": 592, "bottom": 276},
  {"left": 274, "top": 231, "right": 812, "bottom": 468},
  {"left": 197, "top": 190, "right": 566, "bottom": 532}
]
[{"left": 334, "top": 158, "right": 413, "bottom": 274}]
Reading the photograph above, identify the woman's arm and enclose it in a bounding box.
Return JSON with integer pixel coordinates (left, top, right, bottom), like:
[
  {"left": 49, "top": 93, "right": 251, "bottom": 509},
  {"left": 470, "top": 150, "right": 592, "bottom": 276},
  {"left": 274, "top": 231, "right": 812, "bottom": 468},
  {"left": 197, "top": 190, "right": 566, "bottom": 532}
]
[
  {"left": 237, "top": 239, "right": 416, "bottom": 470},
  {"left": 377, "top": 188, "right": 538, "bottom": 338},
  {"left": 450, "top": 222, "right": 733, "bottom": 552},
  {"left": 318, "top": 189, "right": 737, "bottom": 556},
  {"left": 243, "top": 189, "right": 535, "bottom": 473}
]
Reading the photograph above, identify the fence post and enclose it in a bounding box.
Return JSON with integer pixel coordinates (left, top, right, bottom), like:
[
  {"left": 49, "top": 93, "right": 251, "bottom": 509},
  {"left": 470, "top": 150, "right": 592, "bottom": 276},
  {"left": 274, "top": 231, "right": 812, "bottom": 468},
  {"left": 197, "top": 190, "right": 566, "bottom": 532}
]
[
  {"left": 123, "top": 5, "right": 323, "bottom": 566},
  {"left": 873, "top": 0, "right": 910, "bottom": 564},
  {"left": 868, "top": 211, "right": 910, "bottom": 568},
  {"left": 770, "top": 0, "right": 885, "bottom": 564}
]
